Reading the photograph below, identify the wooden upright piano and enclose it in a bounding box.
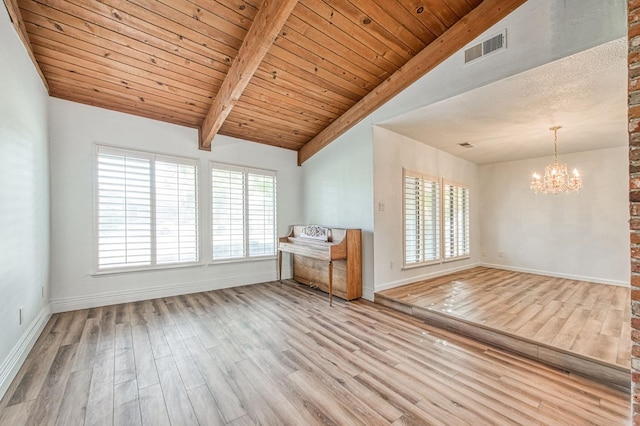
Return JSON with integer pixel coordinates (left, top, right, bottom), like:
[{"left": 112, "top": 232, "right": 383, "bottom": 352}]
[{"left": 278, "top": 225, "right": 362, "bottom": 305}]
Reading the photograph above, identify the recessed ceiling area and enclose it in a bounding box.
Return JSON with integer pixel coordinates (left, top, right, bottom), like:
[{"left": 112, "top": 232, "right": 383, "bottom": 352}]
[{"left": 377, "top": 37, "right": 628, "bottom": 165}]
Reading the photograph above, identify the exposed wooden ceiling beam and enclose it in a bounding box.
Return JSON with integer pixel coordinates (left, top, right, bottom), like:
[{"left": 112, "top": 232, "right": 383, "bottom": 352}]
[
  {"left": 199, "top": 0, "right": 298, "bottom": 151},
  {"left": 3, "top": 0, "right": 49, "bottom": 91},
  {"left": 297, "top": 0, "right": 528, "bottom": 165}
]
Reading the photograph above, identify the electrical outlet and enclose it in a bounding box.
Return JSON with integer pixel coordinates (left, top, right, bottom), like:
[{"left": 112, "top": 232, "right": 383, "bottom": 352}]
[
  {"left": 390, "top": 260, "right": 395, "bottom": 269},
  {"left": 378, "top": 202, "right": 385, "bottom": 212},
  {"left": 498, "top": 251, "right": 504, "bottom": 258},
  {"left": 19, "top": 307, "right": 23, "bottom": 325},
  {"left": 41, "top": 286, "right": 44, "bottom": 299}
]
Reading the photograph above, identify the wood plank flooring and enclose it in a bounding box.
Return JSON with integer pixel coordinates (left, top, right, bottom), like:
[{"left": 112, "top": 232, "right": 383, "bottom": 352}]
[
  {"left": 376, "top": 267, "right": 631, "bottom": 371},
  {"left": 0, "top": 279, "right": 630, "bottom": 425}
]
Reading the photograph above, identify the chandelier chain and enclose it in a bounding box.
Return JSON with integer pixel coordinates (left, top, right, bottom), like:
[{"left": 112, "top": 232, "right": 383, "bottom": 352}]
[{"left": 550, "top": 125, "right": 561, "bottom": 162}]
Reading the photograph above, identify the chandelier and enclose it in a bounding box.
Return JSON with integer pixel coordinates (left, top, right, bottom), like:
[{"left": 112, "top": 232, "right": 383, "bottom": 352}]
[{"left": 530, "top": 126, "right": 582, "bottom": 194}]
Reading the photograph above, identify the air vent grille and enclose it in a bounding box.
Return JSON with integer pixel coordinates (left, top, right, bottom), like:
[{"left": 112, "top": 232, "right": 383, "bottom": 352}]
[
  {"left": 464, "top": 44, "right": 483, "bottom": 63},
  {"left": 483, "top": 33, "right": 504, "bottom": 54},
  {"left": 464, "top": 30, "right": 506, "bottom": 64}
]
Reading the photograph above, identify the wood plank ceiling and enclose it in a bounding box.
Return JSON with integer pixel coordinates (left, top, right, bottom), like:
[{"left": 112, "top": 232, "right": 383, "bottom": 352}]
[{"left": 7, "top": 0, "right": 526, "bottom": 163}]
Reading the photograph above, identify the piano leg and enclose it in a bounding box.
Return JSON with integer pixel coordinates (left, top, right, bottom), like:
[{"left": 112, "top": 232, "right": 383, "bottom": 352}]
[
  {"left": 278, "top": 250, "right": 283, "bottom": 285},
  {"left": 328, "top": 261, "right": 333, "bottom": 307}
]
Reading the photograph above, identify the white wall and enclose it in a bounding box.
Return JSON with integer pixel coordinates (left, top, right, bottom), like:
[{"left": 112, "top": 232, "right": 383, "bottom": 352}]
[
  {"left": 299, "top": 0, "right": 627, "bottom": 300},
  {"left": 302, "top": 121, "right": 375, "bottom": 300},
  {"left": 49, "top": 98, "right": 303, "bottom": 311},
  {"left": 479, "top": 146, "right": 629, "bottom": 285},
  {"left": 376, "top": 0, "right": 626, "bottom": 126},
  {"left": 373, "top": 127, "right": 481, "bottom": 291},
  {"left": 0, "top": 8, "right": 51, "bottom": 398}
]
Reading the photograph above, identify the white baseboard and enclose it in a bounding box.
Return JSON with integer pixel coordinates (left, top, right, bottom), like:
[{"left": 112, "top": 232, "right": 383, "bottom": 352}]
[
  {"left": 374, "top": 262, "right": 482, "bottom": 293},
  {"left": 480, "top": 263, "right": 629, "bottom": 287},
  {"left": 51, "top": 269, "right": 292, "bottom": 313},
  {"left": 362, "top": 286, "right": 375, "bottom": 302},
  {"left": 0, "top": 303, "right": 52, "bottom": 401}
]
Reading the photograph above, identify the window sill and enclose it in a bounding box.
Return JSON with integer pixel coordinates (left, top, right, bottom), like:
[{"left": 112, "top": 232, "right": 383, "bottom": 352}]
[
  {"left": 443, "top": 255, "right": 471, "bottom": 263},
  {"left": 402, "top": 255, "right": 471, "bottom": 270},
  {"left": 402, "top": 260, "right": 442, "bottom": 270},
  {"left": 209, "top": 255, "right": 278, "bottom": 265},
  {"left": 93, "top": 256, "right": 279, "bottom": 276},
  {"left": 92, "top": 262, "right": 205, "bottom": 277}
]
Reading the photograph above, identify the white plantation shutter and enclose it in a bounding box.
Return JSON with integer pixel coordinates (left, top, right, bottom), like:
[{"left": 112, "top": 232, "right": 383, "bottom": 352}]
[
  {"left": 155, "top": 158, "right": 198, "bottom": 264},
  {"left": 211, "top": 163, "right": 277, "bottom": 261},
  {"left": 443, "top": 181, "right": 470, "bottom": 259},
  {"left": 212, "top": 167, "right": 245, "bottom": 259},
  {"left": 247, "top": 172, "right": 276, "bottom": 257},
  {"left": 97, "top": 148, "right": 152, "bottom": 268},
  {"left": 96, "top": 146, "right": 198, "bottom": 270},
  {"left": 403, "top": 169, "right": 440, "bottom": 265}
]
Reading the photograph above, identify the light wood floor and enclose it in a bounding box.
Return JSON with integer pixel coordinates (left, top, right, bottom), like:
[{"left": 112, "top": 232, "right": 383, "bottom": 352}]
[
  {"left": 0, "top": 280, "right": 630, "bottom": 425},
  {"left": 377, "top": 267, "right": 631, "bottom": 369}
]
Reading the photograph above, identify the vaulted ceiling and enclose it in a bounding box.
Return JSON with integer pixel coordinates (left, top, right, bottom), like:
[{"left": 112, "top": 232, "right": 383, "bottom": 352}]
[{"left": 5, "top": 0, "right": 526, "bottom": 163}]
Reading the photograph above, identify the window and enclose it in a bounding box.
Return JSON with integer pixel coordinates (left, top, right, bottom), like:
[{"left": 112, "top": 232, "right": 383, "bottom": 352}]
[
  {"left": 443, "top": 181, "right": 470, "bottom": 259},
  {"left": 403, "top": 169, "right": 440, "bottom": 265},
  {"left": 403, "top": 170, "right": 470, "bottom": 267},
  {"left": 211, "top": 163, "right": 276, "bottom": 260},
  {"left": 96, "top": 146, "right": 198, "bottom": 270}
]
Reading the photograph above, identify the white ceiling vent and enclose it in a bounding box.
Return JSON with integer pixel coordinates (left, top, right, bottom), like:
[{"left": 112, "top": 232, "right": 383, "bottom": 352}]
[{"left": 464, "top": 30, "right": 506, "bottom": 64}]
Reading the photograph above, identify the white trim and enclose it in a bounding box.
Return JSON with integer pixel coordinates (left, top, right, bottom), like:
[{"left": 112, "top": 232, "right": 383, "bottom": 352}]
[
  {"left": 50, "top": 269, "right": 293, "bottom": 313},
  {"left": 94, "top": 144, "right": 200, "bottom": 272},
  {"left": 210, "top": 162, "right": 277, "bottom": 262},
  {"left": 402, "top": 168, "right": 440, "bottom": 266},
  {"left": 0, "top": 304, "right": 52, "bottom": 400},
  {"left": 96, "top": 143, "right": 199, "bottom": 164},
  {"left": 442, "top": 180, "right": 470, "bottom": 260},
  {"left": 209, "top": 160, "right": 277, "bottom": 176},
  {"left": 91, "top": 261, "right": 205, "bottom": 277},
  {"left": 362, "top": 286, "right": 375, "bottom": 302},
  {"left": 375, "top": 262, "right": 481, "bottom": 292},
  {"left": 209, "top": 255, "right": 278, "bottom": 265},
  {"left": 479, "top": 263, "right": 629, "bottom": 287},
  {"left": 402, "top": 259, "right": 442, "bottom": 270}
]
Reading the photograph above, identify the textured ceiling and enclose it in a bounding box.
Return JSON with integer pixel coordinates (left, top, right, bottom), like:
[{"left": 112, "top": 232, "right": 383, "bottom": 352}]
[{"left": 378, "top": 37, "right": 627, "bottom": 165}]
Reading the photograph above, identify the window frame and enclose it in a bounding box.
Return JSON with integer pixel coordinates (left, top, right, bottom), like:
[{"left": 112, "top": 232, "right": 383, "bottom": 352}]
[
  {"left": 442, "top": 179, "right": 471, "bottom": 262},
  {"left": 93, "top": 144, "right": 200, "bottom": 274},
  {"left": 210, "top": 161, "right": 277, "bottom": 263},
  {"left": 402, "top": 169, "right": 471, "bottom": 269},
  {"left": 402, "top": 168, "right": 441, "bottom": 268}
]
